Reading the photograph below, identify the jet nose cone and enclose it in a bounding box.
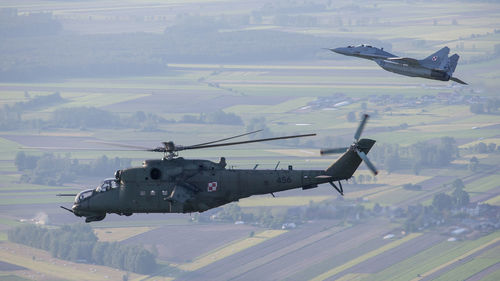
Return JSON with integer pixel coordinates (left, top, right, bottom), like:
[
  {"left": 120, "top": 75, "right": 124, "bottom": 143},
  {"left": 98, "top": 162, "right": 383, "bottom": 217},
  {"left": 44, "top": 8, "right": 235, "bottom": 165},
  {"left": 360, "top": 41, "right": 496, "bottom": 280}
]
[{"left": 332, "top": 47, "right": 349, "bottom": 55}]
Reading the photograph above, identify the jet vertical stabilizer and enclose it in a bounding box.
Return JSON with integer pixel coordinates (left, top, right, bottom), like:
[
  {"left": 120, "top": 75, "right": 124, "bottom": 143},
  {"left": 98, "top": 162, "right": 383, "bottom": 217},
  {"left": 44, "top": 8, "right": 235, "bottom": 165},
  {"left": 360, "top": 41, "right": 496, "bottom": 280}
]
[
  {"left": 447, "top": 54, "right": 459, "bottom": 74},
  {"left": 447, "top": 54, "right": 467, "bottom": 84},
  {"left": 420, "top": 47, "right": 450, "bottom": 69}
]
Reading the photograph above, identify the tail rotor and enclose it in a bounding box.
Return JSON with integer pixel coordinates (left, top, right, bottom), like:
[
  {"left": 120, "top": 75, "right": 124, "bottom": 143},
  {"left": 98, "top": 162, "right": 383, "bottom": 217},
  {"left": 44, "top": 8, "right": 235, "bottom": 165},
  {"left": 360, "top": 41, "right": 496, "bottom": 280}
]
[{"left": 321, "top": 114, "right": 378, "bottom": 175}]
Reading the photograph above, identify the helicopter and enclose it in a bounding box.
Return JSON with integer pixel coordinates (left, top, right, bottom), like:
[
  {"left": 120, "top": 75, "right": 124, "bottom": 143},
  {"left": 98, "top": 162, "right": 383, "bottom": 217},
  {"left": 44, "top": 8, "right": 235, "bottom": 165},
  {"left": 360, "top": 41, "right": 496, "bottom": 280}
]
[{"left": 60, "top": 114, "right": 377, "bottom": 223}]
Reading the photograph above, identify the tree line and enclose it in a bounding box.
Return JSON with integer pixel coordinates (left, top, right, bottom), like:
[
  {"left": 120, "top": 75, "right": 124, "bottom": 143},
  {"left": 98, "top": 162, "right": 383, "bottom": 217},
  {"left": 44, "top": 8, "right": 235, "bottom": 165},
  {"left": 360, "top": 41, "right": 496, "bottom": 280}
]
[
  {"left": 1, "top": 96, "right": 246, "bottom": 131},
  {"left": 465, "top": 142, "right": 498, "bottom": 154},
  {"left": 469, "top": 98, "right": 500, "bottom": 114},
  {"left": 0, "top": 8, "right": 61, "bottom": 38},
  {"left": 197, "top": 198, "right": 368, "bottom": 229},
  {"left": 0, "top": 6, "right": 386, "bottom": 82},
  {"left": 369, "top": 137, "right": 459, "bottom": 175},
  {"left": 179, "top": 110, "right": 243, "bottom": 125},
  {"left": 196, "top": 178, "right": 478, "bottom": 234},
  {"left": 8, "top": 224, "right": 157, "bottom": 274},
  {"left": 404, "top": 179, "right": 471, "bottom": 232},
  {"left": 15, "top": 153, "right": 131, "bottom": 186},
  {"left": 0, "top": 92, "right": 64, "bottom": 130}
]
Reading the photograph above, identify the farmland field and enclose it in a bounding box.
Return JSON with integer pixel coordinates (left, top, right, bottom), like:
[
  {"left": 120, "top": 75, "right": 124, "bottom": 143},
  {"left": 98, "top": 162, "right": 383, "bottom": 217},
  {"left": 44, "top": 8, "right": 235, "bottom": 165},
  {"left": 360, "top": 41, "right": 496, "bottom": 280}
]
[{"left": 0, "top": 0, "right": 499, "bottom": 280}]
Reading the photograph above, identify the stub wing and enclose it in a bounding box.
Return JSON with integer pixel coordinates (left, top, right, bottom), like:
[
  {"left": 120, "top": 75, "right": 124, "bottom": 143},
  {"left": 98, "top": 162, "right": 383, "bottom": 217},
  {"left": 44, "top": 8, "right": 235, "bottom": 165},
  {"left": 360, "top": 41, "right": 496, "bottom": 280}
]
[{"left": 386, "top": 57, "right": 420, "bottom": 66}]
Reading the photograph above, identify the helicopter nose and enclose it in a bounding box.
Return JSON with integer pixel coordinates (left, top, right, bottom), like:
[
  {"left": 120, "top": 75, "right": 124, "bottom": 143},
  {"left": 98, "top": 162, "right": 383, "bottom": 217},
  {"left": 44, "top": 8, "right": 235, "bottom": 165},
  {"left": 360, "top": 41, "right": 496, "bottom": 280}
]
[
  {"left": 72, "top": 204, "right": 80, "bottom": 214},
  {"left": 72, "top": 202, "right": 87, "bottom": 215}
]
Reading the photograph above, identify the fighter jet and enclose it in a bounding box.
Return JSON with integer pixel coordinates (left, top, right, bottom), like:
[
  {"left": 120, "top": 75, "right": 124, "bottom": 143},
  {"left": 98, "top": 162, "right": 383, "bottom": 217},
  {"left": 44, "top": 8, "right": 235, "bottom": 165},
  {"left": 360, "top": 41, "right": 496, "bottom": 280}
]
[{"left": 329, "top": 44, "right": 467, "bottom": 85}]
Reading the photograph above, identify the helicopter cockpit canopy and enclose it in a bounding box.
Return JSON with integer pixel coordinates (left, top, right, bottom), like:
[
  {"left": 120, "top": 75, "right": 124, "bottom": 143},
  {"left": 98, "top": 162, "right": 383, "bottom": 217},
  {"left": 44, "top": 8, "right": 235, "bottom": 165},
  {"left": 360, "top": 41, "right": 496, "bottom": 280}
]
[
  {"left": 95, "top": 178, "right": 120, "bottom": 193},
  {"left": 75, "top": 189, "right": 93, "bottom": 203}
]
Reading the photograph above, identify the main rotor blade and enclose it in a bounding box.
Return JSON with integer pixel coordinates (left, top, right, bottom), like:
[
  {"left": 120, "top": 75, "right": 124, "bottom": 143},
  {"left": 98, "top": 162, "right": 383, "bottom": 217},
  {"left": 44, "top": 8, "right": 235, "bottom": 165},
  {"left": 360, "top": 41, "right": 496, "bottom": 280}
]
[
  {"left": 320, "top": 147, "right": 349, "bottom": 155},
  {"left": 356, "top": 150, "right": 378, "bottom": 175},
  {"left": 56, "top": 193, "right": 78, "bottom": 196},
  {"left": 189, "top": 129, "right": 263, "bottom": 147},
  {"left": 182, "top": 133, "right": 316, "bottom": 151},
  {"left": 354, "top": 114, "right": 369, "bottom": 141},
  {"left": 85, "top": 140, "right": 151, "bottom": 151}
]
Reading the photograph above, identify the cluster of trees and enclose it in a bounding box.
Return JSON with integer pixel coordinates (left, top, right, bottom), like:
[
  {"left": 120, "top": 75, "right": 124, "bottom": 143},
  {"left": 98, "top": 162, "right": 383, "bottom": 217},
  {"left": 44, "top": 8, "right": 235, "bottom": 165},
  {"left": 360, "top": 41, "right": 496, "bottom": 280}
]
[
  {"left": 0, "top": 8, "right": 61, "bottom": 37},
  {"left": 52, "top": 107, "right": 245, "bottom": 129},
  {"left": 469, "top": 98, "right": 500, "bottom": 114},
  {"left": 0, "top": 92, "right": 64, "bottom": 130},
  {"left": 1, "top": 92, "right": 247, "bottom": 131},
  {"left": 196, "top": 178, "right": 476, "bottom": 234},
  {"left": 466, "top": 142, "right": 498, "bottom": 154},
  {"left": 51, "top": 106, "right": 174, "bottom": 130},
  {"left": 8, "top": 224, "right": 156, "bottom": 274},
  {"left": 50, "top": 107, "right": 169, "bottom": 131},
  {"left": 15, "top": 152, "right": 131, "bottom": 185},
  {"left": 198, "top": 199, "right": 367, "bottom": 228},
  {"left": 403, "top": 183, "right": 422, "bottom": 191},
  {"left": 370, "top": 137, "right": 459, "bottom": 174},
  {"left": 404, "top": 179, "right": 470, "bottom": 232},
  {"left": 352, "top": 174, "right": 376, "bottom": 184},
  {"left": 0, "top": 94, "right": 170, "bottom": 131},
  {"left": 180, "top": 110, "right": 243, "bottom": 125},
  {"left": 52, "top": 107, "right": 122, "bottom": 129},
  {"left": 10, "top": 92, "right": 64, "bottom": 111},
  {"left": 0, "top": 6, "right": 388, "bottom": 82},
  {"left": 0, "top": 33, "right": 167, "bottom": 81}
]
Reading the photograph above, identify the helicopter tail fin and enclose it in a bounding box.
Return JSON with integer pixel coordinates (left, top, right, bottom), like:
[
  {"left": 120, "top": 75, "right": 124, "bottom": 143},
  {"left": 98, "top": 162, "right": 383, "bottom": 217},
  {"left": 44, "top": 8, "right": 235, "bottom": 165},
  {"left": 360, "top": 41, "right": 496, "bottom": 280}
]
[{"left": 324, "top": 139, "right": 376, "bottom": 181}]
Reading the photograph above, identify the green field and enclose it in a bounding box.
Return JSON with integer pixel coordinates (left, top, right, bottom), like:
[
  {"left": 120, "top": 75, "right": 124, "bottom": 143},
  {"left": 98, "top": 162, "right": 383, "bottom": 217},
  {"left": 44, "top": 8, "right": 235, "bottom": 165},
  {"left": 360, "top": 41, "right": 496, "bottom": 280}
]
[
  {"left": 466, "top": 174, "right": 500, "bottom": 194},
  {"left": 175, "top": 230, "right": 287, "bottom": 271},
  {"left": 0, "top": 242, "right": 146, "bottom": 281},
  {"left": 238, "top": 195, "right": 332, "bottom": 207},
  {"left": 434, "top": 256, "right": 499, "bottom": 281},
  {"left": 367, "top": 232, "right": 500, "bottom": 281},
  {"left": 311, "top": 233, "right": 422, "bottom": 281},
  {"left": 0, "top": 274, "right": 31, "bottom": 281},
  {"left": 0, "top": 1, "right": 499, "bottom": 280}
]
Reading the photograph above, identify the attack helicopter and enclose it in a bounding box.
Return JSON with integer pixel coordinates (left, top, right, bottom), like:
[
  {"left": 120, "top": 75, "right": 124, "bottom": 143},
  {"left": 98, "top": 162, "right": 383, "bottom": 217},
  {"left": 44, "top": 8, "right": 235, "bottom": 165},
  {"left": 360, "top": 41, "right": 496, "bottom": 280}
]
[{"left": 60, "top": 114, "right": 377, "bottom": 223}]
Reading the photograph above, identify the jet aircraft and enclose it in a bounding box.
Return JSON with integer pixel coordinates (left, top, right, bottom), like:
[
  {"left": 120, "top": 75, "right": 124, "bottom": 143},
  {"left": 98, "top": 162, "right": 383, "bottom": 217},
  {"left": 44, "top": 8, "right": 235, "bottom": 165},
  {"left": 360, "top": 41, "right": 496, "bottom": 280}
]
[{"left": 329, "top": 44, "right": 467, "bottom": 85}]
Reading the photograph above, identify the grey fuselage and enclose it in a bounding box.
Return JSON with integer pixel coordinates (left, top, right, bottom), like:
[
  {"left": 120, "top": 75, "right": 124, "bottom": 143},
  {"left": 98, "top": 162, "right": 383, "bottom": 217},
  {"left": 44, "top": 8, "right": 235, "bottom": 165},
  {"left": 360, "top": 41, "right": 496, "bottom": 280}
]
[
  {"left": 374, "top": 59, "right": 451, "bottom": 81},
  {"left": 331, "top": 45, "right": 452, "bottom": 82}
]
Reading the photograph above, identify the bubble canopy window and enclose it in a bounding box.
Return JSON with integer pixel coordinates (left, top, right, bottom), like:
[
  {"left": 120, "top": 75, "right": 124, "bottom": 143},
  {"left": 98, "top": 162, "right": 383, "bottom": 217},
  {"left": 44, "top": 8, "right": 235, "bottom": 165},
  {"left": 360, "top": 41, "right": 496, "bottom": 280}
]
[{"left": 95, "top": 178, "right": 120, "bottom": 193}]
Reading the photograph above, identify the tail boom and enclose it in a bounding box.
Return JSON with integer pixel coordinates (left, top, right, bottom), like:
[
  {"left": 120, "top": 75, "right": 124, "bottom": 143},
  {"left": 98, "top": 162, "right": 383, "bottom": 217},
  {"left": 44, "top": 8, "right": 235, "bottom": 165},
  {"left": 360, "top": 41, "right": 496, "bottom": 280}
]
[{"left": 325, "top": 139, "right": 376, "bottom": 181}]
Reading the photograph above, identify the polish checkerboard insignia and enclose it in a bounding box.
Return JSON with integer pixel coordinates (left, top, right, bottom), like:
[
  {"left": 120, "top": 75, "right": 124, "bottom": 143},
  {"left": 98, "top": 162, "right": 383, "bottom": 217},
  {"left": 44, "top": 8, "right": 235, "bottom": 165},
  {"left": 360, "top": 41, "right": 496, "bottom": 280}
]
[
  {"left": 432, "top": 56, "right": 438, "bottom": 61},
  {"left": 207, "top": 182, "right": 218, "bottom": 192}
]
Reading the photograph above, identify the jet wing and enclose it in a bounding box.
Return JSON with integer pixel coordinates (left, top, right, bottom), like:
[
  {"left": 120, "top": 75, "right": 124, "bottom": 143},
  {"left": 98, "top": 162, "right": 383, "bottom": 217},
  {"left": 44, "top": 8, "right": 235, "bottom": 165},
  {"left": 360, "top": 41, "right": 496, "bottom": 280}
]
[
  {"left": 367, "top": 54, "right": 393, "bottom": 59},
  {"left": 386, "top": 57, "right": 420, "bottom": 66}
]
